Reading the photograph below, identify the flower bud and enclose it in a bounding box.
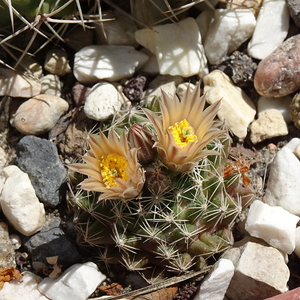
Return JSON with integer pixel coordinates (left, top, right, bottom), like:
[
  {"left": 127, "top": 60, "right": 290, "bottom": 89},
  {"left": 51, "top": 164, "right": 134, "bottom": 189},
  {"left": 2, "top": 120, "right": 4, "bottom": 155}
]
[{"left": 127, "top": 124, "right": 157, "bottom": 165}]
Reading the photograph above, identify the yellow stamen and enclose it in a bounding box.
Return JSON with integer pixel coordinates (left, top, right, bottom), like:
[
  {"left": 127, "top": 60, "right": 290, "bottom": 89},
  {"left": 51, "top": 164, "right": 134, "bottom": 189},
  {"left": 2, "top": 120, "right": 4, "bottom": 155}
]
[
  {"left": 100, "top": 154, "right": 129, "bottom": 188},
  {"left": 168, "top": 119, "right": 198, "bottom": 148}
]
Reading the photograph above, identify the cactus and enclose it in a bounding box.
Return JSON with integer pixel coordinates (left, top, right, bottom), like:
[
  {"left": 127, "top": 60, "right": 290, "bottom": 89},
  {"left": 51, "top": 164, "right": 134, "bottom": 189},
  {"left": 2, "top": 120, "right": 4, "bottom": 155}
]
[{"left": 69, "top": 83, "right": 254, "bottom": 282}]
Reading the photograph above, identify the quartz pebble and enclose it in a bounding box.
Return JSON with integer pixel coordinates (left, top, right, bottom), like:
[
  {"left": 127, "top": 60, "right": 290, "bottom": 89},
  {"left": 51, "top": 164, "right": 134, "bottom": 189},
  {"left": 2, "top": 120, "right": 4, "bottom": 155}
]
[
  {"left": 44, "top": 47, "right": 72, "bottom": 76},
  {"left": 247, "top": 0, "right": 289, "bottom": 60},
  {"left": 135, "top": 17, "right": 208, "bottom": 78},
  {"left": 84, "top": 82, "right": 123, "bottom": 121},
  {"left": 0, "top": 68, "right": 41, "bottom": 97},
  {"left": 74, "top": 45, "right": 149, "bottom": 84},
  {"left": 38, "top": 262, "right": 106, "bottom": 300},
  {"left": 194, "top": 259, "right": 234, "bottom": 300},
  {"left": 250, "top": 109, "right": 288, "bottom": 144},
  {"left": 257, "top": 95, "right": 292, "bottom": 123},
  {"left": 254, "top": 34, "right": 300, "bottom": 98},
  {"left": 264, "top": 138, "right": 300, "bottom": 216},
  {"left": 0, "top": 271, "right": 48, "bottom": 300},
  {"left": 245, "top": 200, "right": 299, "bottom": 254},
  {"left": 223, "top": 237, "right": 289, "bottom": 300},
  {"left": 290, "top": 93, "right": 300, "bottom": 129},
  {"left": 0, "top": 165, "right": 45, "bottom": 236},
  {"left": 203, "top": 9, "right": 256, "bottom": 64},
  {"left": 11, "top": 94, "right": 69, "bottom": 135},
  {"left": 203, "top": 70, "right": 256, "bottom": 139}
]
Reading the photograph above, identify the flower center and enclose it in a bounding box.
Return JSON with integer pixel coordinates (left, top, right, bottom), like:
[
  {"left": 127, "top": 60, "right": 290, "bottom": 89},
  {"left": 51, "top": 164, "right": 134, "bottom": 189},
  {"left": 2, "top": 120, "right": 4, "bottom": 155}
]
[
  {"left": 99, "top": 154, "right": 129, "bottom": 188},
  {"left": 168, "top": 119, "right": 198, "bottom": 148}
]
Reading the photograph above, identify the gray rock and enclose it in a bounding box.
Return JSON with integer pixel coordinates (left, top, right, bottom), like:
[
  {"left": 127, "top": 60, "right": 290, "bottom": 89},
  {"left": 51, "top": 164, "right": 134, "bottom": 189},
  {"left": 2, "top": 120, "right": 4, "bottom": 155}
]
[
  {"left": 16, "top": 135, "right": 67, "bottom": 207},
  {"left": 287, "top": 0, "right": 300, "bottom": 28},
  {"left": 0, "top": 222, "right": 16, "bottom": 268}
]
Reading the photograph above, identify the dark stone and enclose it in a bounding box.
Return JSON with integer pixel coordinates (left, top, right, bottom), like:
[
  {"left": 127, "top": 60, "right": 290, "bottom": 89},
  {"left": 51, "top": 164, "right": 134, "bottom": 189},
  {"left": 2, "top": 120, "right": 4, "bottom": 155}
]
[
  {"left": 16, "top": 135, "right": 67, "bottom": 207},
  {"left": 123, "top": 74, "right": 147, "bottom": 103},
  {"left": 23, "top": 216, "right": 81, "bottom": 268}
]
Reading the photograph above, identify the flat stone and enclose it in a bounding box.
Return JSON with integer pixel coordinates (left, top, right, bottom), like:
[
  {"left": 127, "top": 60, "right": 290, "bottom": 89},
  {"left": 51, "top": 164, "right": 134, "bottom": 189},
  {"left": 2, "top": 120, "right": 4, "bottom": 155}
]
[
  {"left": 203, "top": 70, "right": 256, "bottom": 139},
  {"left": 73, "top": 45, "right": 149, "bottom": 84},
  {"left": 135, "top": 17, "right": 208, "bottom": 78},
  {"left": 11, "top": 94, "right": 69, "bottom": 135},
  {"left": 245, "top": 200, "right": 299, "bottom": 254},
  {"left": 248, "top": 0, "right": 289, "bottom": 60},
  {"left": 0, "top": 68, "right": 41, "bottom": 98},
  {"left": 224, "top": 237, "right": 289, "bottom": 300},
  {"left": 203, "top": 9, "right": 256, "bottom": 64},
  {"left": 254, "top": 34, "right": 300, "bottom": 97},
  {"left": 264, "top": 138, "right": 300, "bottom": 216},
  {"left": 250, "top": 109, "right": 288, "bottom": 144},
  {"left": 1, "top": 165, "right": 45, "bottom": 236}
]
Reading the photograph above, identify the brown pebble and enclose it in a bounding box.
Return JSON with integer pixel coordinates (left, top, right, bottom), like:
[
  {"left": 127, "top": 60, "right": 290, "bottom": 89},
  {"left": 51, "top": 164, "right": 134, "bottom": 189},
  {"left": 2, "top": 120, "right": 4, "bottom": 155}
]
[
  {"left": 254, "top": 34, "right": 300, "bottom": 98},
  {"left": 267, "top": 143, "right": 277, "bottom": 151}
]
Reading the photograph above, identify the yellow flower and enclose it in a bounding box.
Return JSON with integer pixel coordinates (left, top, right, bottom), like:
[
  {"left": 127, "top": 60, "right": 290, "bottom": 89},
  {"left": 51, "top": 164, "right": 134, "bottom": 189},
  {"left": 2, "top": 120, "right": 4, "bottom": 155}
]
[
  {"left": 142, "top": 83, "right": 224, "bottom": 173},
  {"left": 68, "top": 130, "right": 145, "bottom": 201}
]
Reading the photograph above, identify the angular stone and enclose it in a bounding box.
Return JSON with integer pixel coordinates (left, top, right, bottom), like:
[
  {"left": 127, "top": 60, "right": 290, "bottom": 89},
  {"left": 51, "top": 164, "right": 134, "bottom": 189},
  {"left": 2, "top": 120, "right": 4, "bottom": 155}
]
[
  {"left": 1, "top": 165, "right": 45, "bottom": 236},
  {"left": 74, "top": 45, "right": 149, "bottom": 84},
  {"left": 135, "top": 17, "right": 208, "bottom": 78},
  {"left": 250, "top": 109, "right": 288, "bottom": 144},
  {"left": 248, "top": 0, "right": 289, "bottom": 60},
  {"left": 11, "top": 94, "right": 69, "bottom": 135},
  {"left": 203, "top": 9, "right": 256, "bottom": 64},
  {"left": 264, "top": 138, "right": 300, "bottom": 216},
  {"left": 203, "top": 70, "right": 256, "bottom": 139},
  {"left": 0, "top": 68, "right": 41, "bottom": 98},
  {"left": 245, "top": 200, "right": 299, "bottom": 254},
  {"left": 223, "top": 237, "right": 289, "bottom": 300},
  {"left": 254, "top": 34, "right": 300, "bottom": 97}
]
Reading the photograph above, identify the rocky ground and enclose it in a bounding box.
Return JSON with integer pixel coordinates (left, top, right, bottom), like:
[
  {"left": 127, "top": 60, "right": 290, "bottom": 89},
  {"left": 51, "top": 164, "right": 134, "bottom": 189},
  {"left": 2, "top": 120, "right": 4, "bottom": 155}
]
[{"left": 1, "top": 0, "right": 300, "bottom": 300}]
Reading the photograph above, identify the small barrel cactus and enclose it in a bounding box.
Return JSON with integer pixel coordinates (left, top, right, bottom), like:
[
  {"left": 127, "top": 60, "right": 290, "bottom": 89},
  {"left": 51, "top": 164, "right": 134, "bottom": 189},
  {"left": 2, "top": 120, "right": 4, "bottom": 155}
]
[{"left": 68, "top": 83, "right": 254, "bottom": 282}]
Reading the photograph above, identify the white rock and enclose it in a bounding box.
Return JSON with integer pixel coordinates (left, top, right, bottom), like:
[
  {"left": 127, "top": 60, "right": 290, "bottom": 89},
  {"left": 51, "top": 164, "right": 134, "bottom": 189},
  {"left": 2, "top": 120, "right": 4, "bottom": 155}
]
[
  {"left": 224, "top": 237, "right": 289, "bottom": 300},
  {"left": 293, "top": 227, "right": 300, "bottom": 258},
  {"left": 195, "top": 9, "right": 214, "bottom": 43},
  {"left": 135, "top": 17, "right": 208, "bottom": 78},
  {"left": 41, "top": 74, "right": 62, "bottom": 96},
  {"left": 294, "top": 144, "right": 300, "bottom": 160},
  {"left": 38, "top": 262, "right": 106, "bottom": 300},
  {"left": 18, "top": 56, "right": 43, "bottom": 79},
  {"left": 138, "top": 48, "right": 160, "bottom": 76},
  {"left": 95, "top": 10, "right": 139, "bottom": 48},
  {"left": 204, "top": 9, "right": 256, "bottom": 64},
  {"left": 250, "top": 109, "right": 288, "bottom": 144},
  {"left": 203, "top": 70, "right": 256, "bottom": 139},
  {"left": 194, "top": 259, "right": 234, "bottom": 300},
  {"left": 247, "top": 0, "right": 289, "bottom": 60},
  {"left": 0, "top": 271, "right": 48, "bottom": 300},
  {"left": 9, "top": 234, "right": 22, "bottom": 250},
  {"left": 0, "top": 165, "right": 45, "bottom": 236},
  {"left": 245, "top": 200, "right": 299, "bottom": 254},
  {"left": 0, "top": 68, "right": 41, "bottom": 98},
  {"left": 44, "top": 47, "right": 72, "bottom": 76},
  {"left": 11, "top": 94, "right": 69, "bottom": 135},
  {"left": 257, "top": 95, "right": 292, "bottom": 123},
  {"left": 176, "top": 82, "right": 196, "bottom": 101},
  {"left": 264, "top": 138, "right": 300, "bottom": 216},
  {"left": 84, "top": 82, "right": 122, "bottom": 121},
  {"left": 74, "top": 45, "right": 149, "bottom": 85}
]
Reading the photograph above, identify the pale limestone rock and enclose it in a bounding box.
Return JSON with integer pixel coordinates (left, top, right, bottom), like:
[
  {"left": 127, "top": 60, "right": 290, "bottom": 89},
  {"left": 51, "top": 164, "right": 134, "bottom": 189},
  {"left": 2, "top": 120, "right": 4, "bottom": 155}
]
[
  {"left": 245, "top": 200, "right": 299, "bottom": 254},
  {"left": 0, "top": 271, "right": 48, "bottom": 300},
  {"left": 0, "top": 68, "right": 41, "bottom": 98},
  {"left": 203, "top": 9, "right": 256, "bottom": 64},
  {"left": 17, "top": 56, "right": 43, "bottom": 79},
  {"left": 44, "top": 47, "right": 72, "bottom": 77},
  {"left": 38, "top": 262, "right": 106, "bottom": 300},
  {"left": 223, "top": 237, "right": 289, "bottom": 300},
  {"left": 264, "top": 138, "right": 300, "bottom": 216},
  {"left": 74, "top": 45, "right": 149, "bottom": 84},
  {"left": 203, "top": 70, "right": 256, "bottom": 139},
  {"left": 195, "top": 9, "right": 214, "bottom": 43},
  {"left": 250, "top": 109, "right": 288, "bottom": 144},
  {"left": 135, "top": 17, "right": 208, "bottom": 78},
  {"left": 40, "top": 74, "right": 62, "bottom": 96},
  {"left": 138, "top": 48, "right": 160, "bottom": 76},
  {"left": 11, "top": 94, "right": 69, "bottom": 135},
  {"left": 84, "top": 82, "right": 123, "bottom": 121},
  {"left": 95, "top": 10, "right": 139, "bottom": 48},
  {"left": 176, "top": 82, "right": 196, "bottom": 101},
  {"left": 257, "top": 95, "right": 292, "bottom": 123},
  {"left": 247, "top": 0, "right": 289, "bottom": 60},
  {"left": 294, "top": 144, "right": 300, "bottom": 159},
  {"left": 195, "top": 259, "right": 234, "bottom": 300},
  {"left": 0, "top": 165, "right": 45, "bottom": 236}
]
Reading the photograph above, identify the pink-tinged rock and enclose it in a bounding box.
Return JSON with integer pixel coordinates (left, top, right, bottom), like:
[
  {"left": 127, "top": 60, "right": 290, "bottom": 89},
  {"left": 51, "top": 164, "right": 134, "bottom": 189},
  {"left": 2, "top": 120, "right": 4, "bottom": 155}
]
[
  {"left": 254, "top": 34, "right": 300, "bottom": 97},
  {"left": 265, "top": 287, "right": 300, "bottom": 299}
]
